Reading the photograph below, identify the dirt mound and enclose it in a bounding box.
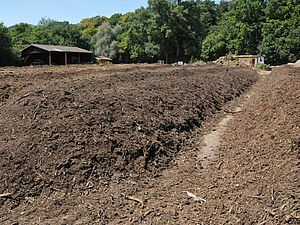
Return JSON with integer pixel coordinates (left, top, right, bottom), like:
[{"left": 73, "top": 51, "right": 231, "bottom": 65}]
[
  {"left": 214, "top": 56, "right": 246, "bottom": 67},
  {"left": 75, "top": 65, "right": 299, "bottom": 225},
  {"left": 133, "top": 65, "right": 298, "bottom": 224},
  {"left": 214, "top": 66, "right": 299, "bottom": 223},
  {"left": 0, "top": 63, "right": 258, "bottom": 223},
  {"left": 294, "top": 59, "right": 300, "bottom": 67}
]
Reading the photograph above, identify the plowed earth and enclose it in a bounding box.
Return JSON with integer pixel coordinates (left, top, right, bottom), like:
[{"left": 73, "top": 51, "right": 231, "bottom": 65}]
[{"left": 0, "top": 63, "right": 297, "bottom": 224}]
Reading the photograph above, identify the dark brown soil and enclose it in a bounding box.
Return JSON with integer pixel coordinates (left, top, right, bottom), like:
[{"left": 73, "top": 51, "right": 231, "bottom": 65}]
[{"left": 1, "top": 63, "right": 295, "bottom": 224}]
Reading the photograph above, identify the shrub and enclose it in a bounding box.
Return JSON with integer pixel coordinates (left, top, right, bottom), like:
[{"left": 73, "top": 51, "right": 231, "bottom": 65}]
[
  {"left": 190, "top": 61, "right": 206, "bottom": 66},
  {"left": 254, "top": 63, "right": 270, "bottom": 71}
]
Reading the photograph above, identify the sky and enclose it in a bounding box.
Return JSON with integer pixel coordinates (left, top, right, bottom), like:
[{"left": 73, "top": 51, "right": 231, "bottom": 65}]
[{"left": 0, "top": 0, "right": 221, "bottom": 27}]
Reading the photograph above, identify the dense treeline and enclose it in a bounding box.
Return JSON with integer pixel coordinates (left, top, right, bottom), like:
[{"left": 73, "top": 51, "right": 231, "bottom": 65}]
[
  {"left": 0, "top": 23, "right": 16, "bottom": 66},
  {"left": 0, "top": 0, "right": 299, "bottom": 66}
]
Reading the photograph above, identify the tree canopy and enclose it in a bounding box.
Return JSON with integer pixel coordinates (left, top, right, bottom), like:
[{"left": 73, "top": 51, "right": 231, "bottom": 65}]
[
  {"left": 0, "top": 23, "right": 15, "bottom": 66},
  {"left": 93, "top": 22, "right": 122, "bottom": 59},
  {"left": 0, "top": 0, "right": 299, "bottom": 66}
]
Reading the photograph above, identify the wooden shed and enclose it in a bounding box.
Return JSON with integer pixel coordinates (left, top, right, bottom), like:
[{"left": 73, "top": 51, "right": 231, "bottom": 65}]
[
  {"left": 233, "top": 55, "right": 264, "bottom": 67},
  {"left": 21, "top": 44, "right": 93, "bottom": 66}
]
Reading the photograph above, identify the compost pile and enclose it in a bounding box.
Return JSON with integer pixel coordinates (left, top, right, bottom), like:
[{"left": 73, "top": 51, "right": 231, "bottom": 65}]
[
  {"left": 0, "top": 63, "right": 258, "bottom": 223},
  {"left": 211, "top": 65, "right": 300, "bottom": 224},
  {"left": 118, "top": 65, "right": 298, "bottom": 225},
  {"left": 214, "top": 56, "right": 246, "bottom": 67}
]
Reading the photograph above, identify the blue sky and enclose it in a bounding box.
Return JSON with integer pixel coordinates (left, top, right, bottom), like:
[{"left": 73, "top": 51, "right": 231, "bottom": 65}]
[{"left": 1, "top": 0, "right": 221, "bottom": 26}]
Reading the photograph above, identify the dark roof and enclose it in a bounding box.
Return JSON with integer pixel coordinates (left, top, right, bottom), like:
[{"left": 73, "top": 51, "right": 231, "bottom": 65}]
[{"left": 22, "top": 44, "right": 93, "bottom": 54}]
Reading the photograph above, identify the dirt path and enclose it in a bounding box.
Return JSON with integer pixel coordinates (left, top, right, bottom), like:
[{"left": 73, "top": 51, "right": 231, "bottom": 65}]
[
  {"left": 198, "top": 104, "right": 242, "bottom": 167},
  {"left": 198, "top": 70, "right": 270, "bottom": 168}
]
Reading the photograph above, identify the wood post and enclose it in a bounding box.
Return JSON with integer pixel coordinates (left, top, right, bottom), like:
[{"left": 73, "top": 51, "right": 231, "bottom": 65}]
[
  {"left": 65, "top": 52, "right": 68, "bottom": 65},
  {"left": 78, "top": 54, "right": 80, "bottom": 64},
  {"left": 49, "top": 52, "right": 52, "bottom": 66}
]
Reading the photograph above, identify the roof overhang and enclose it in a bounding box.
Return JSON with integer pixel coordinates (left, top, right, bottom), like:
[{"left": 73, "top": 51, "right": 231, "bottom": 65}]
[
  {"left": 21, "top": 44, "right": 93, "bottom": 54},
  {"left": 96, "top": 56, "right": 112, "bottom": 61},
  {"left": 233, "top": 55, "right": 261, "bottom": 58}
]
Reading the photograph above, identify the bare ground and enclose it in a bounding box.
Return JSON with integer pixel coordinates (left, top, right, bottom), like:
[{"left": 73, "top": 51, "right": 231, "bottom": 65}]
[{"left": 0, "top": 64, "right": 299, "bottom": 224}]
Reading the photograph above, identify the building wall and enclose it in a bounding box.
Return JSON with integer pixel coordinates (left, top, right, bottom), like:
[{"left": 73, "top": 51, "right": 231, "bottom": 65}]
[
  {"left": 258, "top": 56, "right": 264, "bottom": 64},
  {"left": 238, "top": 57, "right": 264, "bottom": 66},
  {"left": 238, "top": 57, "right": 255, "bottom": 65}
]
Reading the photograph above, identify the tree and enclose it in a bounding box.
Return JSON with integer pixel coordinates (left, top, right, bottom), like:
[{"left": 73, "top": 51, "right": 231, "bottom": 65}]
[
  {"left": 223, "top": 0, "right": 266, "bottom": 55},
  {"left": 108, "top": 13, "right": 123, "bottom": 27},
  {"left": 77, "top": 16, "right": 108, "bottom": 40},
  {"left": 30, "top": 25, "right": 53, "bottom": 45},
  {"left": 9, "top": 23, "right": 32, "bottom": 53},
  {"left": 0, "top": 23, "right": 15, "bottom": 66},
  {"left": 215, "top": 0, "right": 230, "bottom": 20},
  {"left": 147, "top": 0, "right": 183, "bottom": 63},
  {"left": 258, "top": 0, "right": 300, "bottom": 65},
  {"left": 119, "top": 6, "right": 161, "bottom": 62},
  {"left": 201, "top": 0, "right": 266, "bottom": 61},
  {"left": 30, "top": 19, "right": 91, "bottom": 50},
  {"left": 118, "top": 12, "right": 133, "bottom": 26},
  {"left": 93, "top": 22, "right": 122, "bottom": 59},
  {"left": 181, "top": 0, "right": 218, "bottom": 60},
  {"left": 8, "top": 0, "right": 297, "bottom": 65},
  {"left": 116, "top": 0, "right": 220, "bottom": 63},
  {"left": 201, "top": 30, "right": 226, "bottom": 60}
]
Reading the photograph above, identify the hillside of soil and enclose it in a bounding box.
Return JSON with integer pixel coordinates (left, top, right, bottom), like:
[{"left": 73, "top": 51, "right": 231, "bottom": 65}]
[{"left": 0, "top": 63, "right": 258, "bottom": 224}]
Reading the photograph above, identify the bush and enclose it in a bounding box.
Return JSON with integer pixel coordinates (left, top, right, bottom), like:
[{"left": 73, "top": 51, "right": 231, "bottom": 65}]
[
  {"left": 254, "top": 63, "right": 270, "bottom": 71},
  {"left": 189, "top": 61, "right": 206, "bottom": 66}
]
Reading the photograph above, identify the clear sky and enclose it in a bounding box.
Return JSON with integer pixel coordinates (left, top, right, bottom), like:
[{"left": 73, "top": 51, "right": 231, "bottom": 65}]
[{"left": 1, "top": 0, "right": 221, "bottom": 27}]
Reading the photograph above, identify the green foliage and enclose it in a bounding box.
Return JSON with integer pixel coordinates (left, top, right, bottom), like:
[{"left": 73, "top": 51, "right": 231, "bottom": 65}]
[
  {"left": 108, "top": 13, "right": 123, "bottom": 27},
  {"left": 118, "top": 13, "right": 133, "bottom": 26},
  {"left": 9, "top": 23, "right": 33, "bottom": 52},
  {"left": 202, "top": 0, "right": 266, "bottom": 61},
  {"left": 223, "top": 0, "right": 266, "bottom": 54},
  {"left": 254, "top": 63, "right": 269, "bottom": 70},
  {"left": 201, "top": 31, "right": 226, "bottom": 61},
  {"left": 77, "top": 16, "right": 108, "bottom": 40},
  {"left": 93, "top": 22, "right": 122, "bottom": 59},
  {"left": 189, "top": 60, "right": 206, "bottom": 66},
  {"left": 6, "top": 0, "right": 300, "bottom": 65},
  {"left": 258, "top": 0, "right": 300, "bottom": 65},
  {"left": 202, "top": 0, "right": 299, "bottom": 65},
  {"left": 30, "top": 26, "right": 53, "bottom": 44},
  {"left": 117, "top": 7, "right": 160, "bottom": 63},
  {"left": 181, "top": 0, "right": 218, "bottom": 60},
  {"left": 0, "top": 23, "right": 15, "bottom": 66},
  {"left": 9, "top": 18, "right": 91, "bottom": 53}
]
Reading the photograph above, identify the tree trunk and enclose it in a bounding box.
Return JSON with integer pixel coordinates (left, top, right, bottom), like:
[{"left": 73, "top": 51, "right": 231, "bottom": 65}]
[
  {"left": 176, "top": 42, "right": 180, "bottom": 61},
  {"left": 165, "top": 51, "right": 168, "bottom": 64}
]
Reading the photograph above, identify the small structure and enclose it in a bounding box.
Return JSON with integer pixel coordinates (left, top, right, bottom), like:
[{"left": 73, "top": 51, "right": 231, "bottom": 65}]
[
  {"left": 233, "top": 55, "right": 264, "bottom": 67},
  {"left": 21, "top": 44, "right": 93, "bottom": 66},
  {"left": 96, "top": 56, "right": 112, "bottom": 65}
]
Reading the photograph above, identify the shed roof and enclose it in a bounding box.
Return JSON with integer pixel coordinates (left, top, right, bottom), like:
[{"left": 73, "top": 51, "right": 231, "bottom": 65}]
[
  {"left": 96, "top": 56, "right": 112, "bottom": 61},
  {"left": 233, "top": 55, "right": 261, "bottom": 58},
  {"left": 22, "top": 44, "right": 93, "bottom": 54}
]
